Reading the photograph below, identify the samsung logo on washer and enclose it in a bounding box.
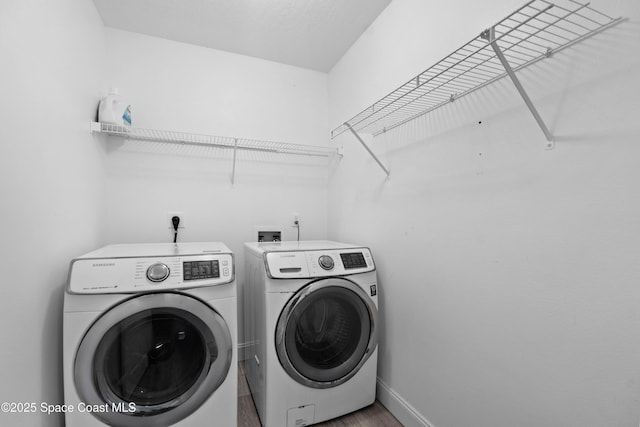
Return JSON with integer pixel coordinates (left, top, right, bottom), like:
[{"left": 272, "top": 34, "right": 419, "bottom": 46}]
[{"left": 92, "top": 263, "right": 116, "bottom": 267}]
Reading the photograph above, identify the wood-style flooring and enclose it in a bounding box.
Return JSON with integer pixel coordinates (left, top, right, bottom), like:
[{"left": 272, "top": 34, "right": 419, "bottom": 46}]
[{"left": 237, "top": 362, "right": 403, "bottom": 427}]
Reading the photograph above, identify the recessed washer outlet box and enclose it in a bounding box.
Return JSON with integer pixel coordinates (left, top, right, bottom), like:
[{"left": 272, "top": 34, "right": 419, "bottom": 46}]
[
  {"left": 255, "top": 226, "right": 282, "bottom": 242},
  {"left": 258, "top": 231, "right": 281, "bottom": 242}
]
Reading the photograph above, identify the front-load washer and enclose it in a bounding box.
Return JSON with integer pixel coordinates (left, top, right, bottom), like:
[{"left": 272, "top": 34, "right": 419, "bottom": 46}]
[
  {"left": 244, "top": 240, "right": 378, "bottom": 427},
  {"left": 63, "top": 242, "right": 237, "bottom": 427}
]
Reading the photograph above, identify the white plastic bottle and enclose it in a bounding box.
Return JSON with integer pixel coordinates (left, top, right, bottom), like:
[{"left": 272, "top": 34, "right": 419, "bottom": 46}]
[{"left": 98, "top": 88, "right": 132, "bottom": 126}]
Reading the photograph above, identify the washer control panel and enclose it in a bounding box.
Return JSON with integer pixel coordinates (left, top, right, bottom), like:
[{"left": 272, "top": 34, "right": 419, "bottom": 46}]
[
  {"left": 265, "top": 247, "right": 374, "bottom": 279},
  {"left": 68, "top": 253, "right": 234, "bottom": 294}
]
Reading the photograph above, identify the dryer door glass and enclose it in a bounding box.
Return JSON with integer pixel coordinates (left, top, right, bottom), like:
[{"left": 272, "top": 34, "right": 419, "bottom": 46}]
[
  {"left": 74, "top": 293, "right": 232, "bottom": 427},
  {"left": 276, "top": 278, "right": 377, "bottom": 388}
]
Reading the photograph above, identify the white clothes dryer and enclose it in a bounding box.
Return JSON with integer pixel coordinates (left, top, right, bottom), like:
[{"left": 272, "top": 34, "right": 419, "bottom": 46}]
[
  {"left": 244, "top": 240, "right": 378, "bottom": 427},
  {"left": 63, "top": 242, "right": 237, "bottom": 427}
]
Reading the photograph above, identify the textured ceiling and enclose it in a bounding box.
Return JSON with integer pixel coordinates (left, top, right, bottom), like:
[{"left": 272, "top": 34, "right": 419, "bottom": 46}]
[{"left": 93, "top": 0, "right": 392, "bottom": 72}]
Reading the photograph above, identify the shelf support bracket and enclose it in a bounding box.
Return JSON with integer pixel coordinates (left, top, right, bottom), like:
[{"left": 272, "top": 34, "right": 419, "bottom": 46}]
[
  {"left": 345, "top": 123, "right": 390, "bottom": 178},
  {"left": 231, "top": 138, "right": 238, "bottom": 185},
  {"left": 482, "top": 27, "right": 555, "bottom": 150}
]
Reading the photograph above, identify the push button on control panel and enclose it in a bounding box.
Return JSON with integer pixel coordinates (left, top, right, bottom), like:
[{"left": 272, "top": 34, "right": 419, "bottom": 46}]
[{"left": 146, "top": 263, "right": 170, "bottom": 283}]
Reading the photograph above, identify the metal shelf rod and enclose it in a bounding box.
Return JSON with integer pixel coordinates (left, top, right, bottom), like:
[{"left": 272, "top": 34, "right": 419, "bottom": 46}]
[
  {"left": 484, "top": 26, "right": 555, "bottom": 148},
  {"left": 345, "top": 123, "right": 390, "bottom": 178},
  {"left": 231, "top": 138, "right": 238, "bottom": 185},
  {"left": 91, "top": 122, "right": 340, "bottom": 158}
]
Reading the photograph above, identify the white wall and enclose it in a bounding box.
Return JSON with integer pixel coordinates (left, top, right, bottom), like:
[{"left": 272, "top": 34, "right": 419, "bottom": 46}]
[
  {"left": 0, "top": 0, "right": 107, "bottom": 426},
  {"left": 328, "top": 0, "right": 640, "bottom": 426},
  {"left": 101, "top": 28, "right": 331, "bottom": 351},
  {"left": 3, "top": 1, "right": 639, "bottom": 426}
]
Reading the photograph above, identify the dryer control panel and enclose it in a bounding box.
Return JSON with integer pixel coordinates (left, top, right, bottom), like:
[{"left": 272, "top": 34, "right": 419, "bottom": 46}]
[
  {"left": 68, "top": 253, "right": 234, "bottom": 294},
  {"left": 265, "top": 247, "right": 374, "bottom": 279}
]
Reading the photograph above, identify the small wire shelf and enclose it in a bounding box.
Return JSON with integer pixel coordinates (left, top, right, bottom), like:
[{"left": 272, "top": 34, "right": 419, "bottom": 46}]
[
  {"left": 91, "top": 122, "right": 341, "bottom": 158},
  {"left": 331, "top": 0, "right": 623, "bottom": 139}
]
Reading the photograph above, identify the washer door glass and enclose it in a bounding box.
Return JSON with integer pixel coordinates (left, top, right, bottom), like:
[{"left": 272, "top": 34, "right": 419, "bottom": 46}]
[
  {"left": 276, "top": 278, "right": 377, "bottom": 388},
  {"left": 74, "top": 293, "right": 232, "bottom": 427}
]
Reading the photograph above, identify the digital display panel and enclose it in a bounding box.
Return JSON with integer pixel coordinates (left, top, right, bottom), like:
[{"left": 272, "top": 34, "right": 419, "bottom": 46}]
[
  {"left": 340, "top": 252, "right": 367, "bottom": 269},
  {"left": 183, "top": 260, "right": 220, "bottom": 281}
]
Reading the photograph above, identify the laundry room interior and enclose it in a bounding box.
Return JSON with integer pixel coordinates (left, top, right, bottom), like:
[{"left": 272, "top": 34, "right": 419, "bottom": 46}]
[{"left": 2, "top": 0, "right": 640, "bottom": 426}]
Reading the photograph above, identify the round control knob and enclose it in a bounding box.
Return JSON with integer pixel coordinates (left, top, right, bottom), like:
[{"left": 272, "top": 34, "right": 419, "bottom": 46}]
[
  {"left": 318, "top": 255, "right": 334, "bottom": 270},
  {"left": 146, "top": 263, "right": 170, "bottom": 283}
]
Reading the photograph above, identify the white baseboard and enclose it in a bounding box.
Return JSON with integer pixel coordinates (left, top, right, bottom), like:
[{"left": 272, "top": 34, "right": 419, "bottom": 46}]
[{"left": 376, "top": 377, "right": 435, "bottom": 427}]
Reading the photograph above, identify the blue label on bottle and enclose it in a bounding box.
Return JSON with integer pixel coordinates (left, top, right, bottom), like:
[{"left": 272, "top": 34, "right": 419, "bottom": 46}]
[{"left": 122, "top": 105, "right": 132, "bottom": 126}]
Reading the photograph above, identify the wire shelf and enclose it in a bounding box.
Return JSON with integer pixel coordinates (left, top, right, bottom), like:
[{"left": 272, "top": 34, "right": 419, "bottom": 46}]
[
  {"left": 331, "top": 0, "right": 623, "bottom": 139},
  {"left": 92, "top": 122, "right": 341, "bottom": 158}
]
